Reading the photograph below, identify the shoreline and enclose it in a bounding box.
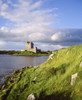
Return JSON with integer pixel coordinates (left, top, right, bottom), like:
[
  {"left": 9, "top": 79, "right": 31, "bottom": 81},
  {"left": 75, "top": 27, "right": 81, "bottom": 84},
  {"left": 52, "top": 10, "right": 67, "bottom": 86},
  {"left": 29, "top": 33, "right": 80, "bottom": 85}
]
[
  {"left": 0, "top": 65, "right": 36, "bottom": 85},
  {"left": 0, "top": 54, "right": 50, "bottom": 57},
  {"left": 0, "top": 51, "right": 52, "bottom": 56},
  {"left": 0, "top": 65, "right": 39, "bottom": 85},
  {"left": 0, "top": 55, "right": 49, "bottom": 85},
  {"left": 0, "top": 54, "right": 49, "bottom": 57}
]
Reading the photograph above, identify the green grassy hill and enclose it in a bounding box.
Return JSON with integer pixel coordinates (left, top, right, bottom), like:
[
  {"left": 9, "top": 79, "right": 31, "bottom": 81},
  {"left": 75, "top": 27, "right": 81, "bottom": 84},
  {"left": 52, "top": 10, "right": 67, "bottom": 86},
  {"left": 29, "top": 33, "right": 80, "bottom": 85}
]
[{"left": 0, "top": 45, "right": 82, "bottom": 100}]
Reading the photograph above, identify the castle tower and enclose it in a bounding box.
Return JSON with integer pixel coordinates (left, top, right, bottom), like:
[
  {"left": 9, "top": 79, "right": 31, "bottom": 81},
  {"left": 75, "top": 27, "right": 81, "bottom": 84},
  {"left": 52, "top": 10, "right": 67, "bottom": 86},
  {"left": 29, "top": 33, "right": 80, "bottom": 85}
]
[
  {"left": 21, "top": 41, "right": 41, "bottom": 53},
  {"left": 26, "top": 42, "right": 34, "bottom": 51}
]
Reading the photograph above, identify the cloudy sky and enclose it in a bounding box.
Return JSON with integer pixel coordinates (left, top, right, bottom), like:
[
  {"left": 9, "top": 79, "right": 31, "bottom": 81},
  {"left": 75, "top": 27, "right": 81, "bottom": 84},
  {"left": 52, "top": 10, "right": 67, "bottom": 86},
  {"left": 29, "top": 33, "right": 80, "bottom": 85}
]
[{"left": 0, "top": 0, "right": 82, "bottom": 51}]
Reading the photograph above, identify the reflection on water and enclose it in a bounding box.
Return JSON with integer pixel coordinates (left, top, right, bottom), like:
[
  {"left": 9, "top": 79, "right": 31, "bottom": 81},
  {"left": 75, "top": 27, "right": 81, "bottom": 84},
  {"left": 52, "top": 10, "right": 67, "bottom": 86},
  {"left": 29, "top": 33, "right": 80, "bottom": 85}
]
[{"left": 0, "top": 55, "right": 48, "bottom": 84}]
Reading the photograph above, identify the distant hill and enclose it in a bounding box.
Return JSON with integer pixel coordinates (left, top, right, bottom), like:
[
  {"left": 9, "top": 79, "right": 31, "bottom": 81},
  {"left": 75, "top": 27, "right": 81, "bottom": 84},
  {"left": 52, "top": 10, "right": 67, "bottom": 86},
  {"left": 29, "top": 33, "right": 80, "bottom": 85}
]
[{"left": 0, "top": 45, "right": 82, "bottom": 100}]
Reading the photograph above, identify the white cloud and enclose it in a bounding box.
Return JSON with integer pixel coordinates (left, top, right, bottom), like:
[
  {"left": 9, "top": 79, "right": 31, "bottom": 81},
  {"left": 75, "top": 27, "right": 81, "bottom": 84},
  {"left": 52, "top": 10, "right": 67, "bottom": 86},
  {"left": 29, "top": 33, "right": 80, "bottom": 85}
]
[
  {"left": 0, "top": 27, "right": 9, "bottom": 32},
  {"left": 0, "top": 41, "right": 6, "bottom": 47},
  {"left": 0, "top": 0, "right": 58, "bottom": 42},
  {"left": 51, "top": 32, "right": 61, "bottom": 41},
  {"left": 35, "top": 43, "right": 67, "bottom": 51},
  {"left": 28, "top": 33, "right": 47, "bottom": 41},
  {"left": 0, "top": 0, "right": 56, "bottom": 24},
  {"left": 0, "top": 0, "right": 82, "bottom": 50}
]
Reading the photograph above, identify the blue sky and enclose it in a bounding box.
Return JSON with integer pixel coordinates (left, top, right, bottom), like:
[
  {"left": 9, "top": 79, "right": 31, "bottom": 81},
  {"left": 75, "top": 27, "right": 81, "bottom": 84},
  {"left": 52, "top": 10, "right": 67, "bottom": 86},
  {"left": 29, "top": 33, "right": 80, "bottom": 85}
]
[
  {"left": 41, "top": 0, "right": 82, "bottom": 28},
  {"left": 0, "top": 0, "right": 82, "bottom": 51}
]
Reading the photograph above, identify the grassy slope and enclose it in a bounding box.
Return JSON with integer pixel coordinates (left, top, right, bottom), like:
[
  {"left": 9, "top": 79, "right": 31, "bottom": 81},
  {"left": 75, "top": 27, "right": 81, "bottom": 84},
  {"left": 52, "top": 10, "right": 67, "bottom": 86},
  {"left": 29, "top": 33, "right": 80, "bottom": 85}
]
[{"left": 0, "top": 45, "right": 82, "bottom": 100}]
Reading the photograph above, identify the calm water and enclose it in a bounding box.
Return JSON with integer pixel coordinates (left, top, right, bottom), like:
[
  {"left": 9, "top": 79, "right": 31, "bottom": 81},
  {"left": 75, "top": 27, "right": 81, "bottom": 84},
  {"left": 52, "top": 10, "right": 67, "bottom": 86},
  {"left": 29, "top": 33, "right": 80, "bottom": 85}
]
[{"left": 0, "top": 55, "right": 48, "bottom": 84}]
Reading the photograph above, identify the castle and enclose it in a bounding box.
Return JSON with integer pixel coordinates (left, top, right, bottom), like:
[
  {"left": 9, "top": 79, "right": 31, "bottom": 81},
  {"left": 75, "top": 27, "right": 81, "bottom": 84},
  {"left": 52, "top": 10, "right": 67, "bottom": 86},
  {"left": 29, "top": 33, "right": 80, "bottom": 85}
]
[{"left": 21, "top": 42, "right": 41, "bottom": 53}]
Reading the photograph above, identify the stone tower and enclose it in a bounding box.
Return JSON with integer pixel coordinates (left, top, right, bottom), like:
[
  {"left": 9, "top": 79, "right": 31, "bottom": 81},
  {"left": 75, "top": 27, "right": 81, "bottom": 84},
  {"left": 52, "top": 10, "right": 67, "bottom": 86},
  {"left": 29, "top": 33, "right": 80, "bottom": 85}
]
[
  {"left": 26, "top": 41, "right": 37, "bottom": 53},
  {"left": 26, "top": 42, "right": 34, "bottom": 51},
  {"left": 21, "top": 41, "right": 41, "bottom": 53}
]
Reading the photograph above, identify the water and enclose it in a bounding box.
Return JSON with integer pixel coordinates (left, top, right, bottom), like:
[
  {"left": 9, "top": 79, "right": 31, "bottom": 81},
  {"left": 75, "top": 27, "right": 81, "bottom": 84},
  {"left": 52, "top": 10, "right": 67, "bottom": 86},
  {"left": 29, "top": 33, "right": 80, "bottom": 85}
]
[{"left": 0, "top": 55, "right": 48, "bottom": 84}]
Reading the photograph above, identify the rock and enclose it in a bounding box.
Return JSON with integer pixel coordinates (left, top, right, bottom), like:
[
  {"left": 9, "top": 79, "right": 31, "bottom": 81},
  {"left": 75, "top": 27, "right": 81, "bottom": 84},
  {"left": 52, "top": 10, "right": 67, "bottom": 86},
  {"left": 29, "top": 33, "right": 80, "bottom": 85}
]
[
  {"left": 12, "top": 70, "right": 20, "bottom": 75},
  {"left": 2, "top": 85, "right": 6, "bottom": 90},
  {"left": 66, "top": 51, "right": 69, "bottom": 55},
  {"left": 32, "top": 77, "right": 37, "bottom": 83},
  {"left": 22, "top": 66, "right": 27, "bottom": 69},
  {"left": 48, "top": 54, "right": 54, "bottom": 60},
  {"left": 8, "top": 79, "right": 14, "bottom": 84},
  {"left": 33, "top": 77, "right": 37, "bottom": 81},
  {"left": 28, "top": 65, "right": 33, "bottom": 68},
  {"left": 34, "top": 77, "right": 37, "bottom": 81},
  {"left": 8, "top": 77, "right": 16, "bottom": 84},
  {"left": 80, "top": 62, "right": 82, "bottom": 68},
  {"left": 11, "top": 78, "right": 16, "bottom": 81},
  {"left": 34, "top": 66, "right": 38, "bottom": 68},
  {"left": 27, "top": 94, "right": 35, "bottom": 100},
  {"left": 71, "top": 73, "right": 78, "bottom": 85}
]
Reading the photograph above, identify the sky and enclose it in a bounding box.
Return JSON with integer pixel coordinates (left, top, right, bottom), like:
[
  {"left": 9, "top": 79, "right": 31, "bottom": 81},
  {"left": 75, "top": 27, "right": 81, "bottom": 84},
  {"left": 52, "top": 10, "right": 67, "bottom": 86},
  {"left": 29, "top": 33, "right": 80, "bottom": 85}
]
[{"left": 0, "top": 0, "right": 82, "bottom": 51}]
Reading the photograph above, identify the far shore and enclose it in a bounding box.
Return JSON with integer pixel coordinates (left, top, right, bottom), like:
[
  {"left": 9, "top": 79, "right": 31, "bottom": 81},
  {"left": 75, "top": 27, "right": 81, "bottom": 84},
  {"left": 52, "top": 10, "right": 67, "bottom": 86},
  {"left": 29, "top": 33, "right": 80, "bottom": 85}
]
[{"left": 0, "top": 50, "right": 52, "bottom": 56}]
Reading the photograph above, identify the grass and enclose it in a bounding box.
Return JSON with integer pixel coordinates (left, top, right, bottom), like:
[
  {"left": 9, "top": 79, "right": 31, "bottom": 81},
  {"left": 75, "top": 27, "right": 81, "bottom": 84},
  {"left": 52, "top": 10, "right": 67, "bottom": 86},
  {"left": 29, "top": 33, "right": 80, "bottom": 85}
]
[
  {"left": 0, "top": 44, "right": 82, "bottom": 100},
  {"left": 0, "top": 51, "right": 51, "bottom": 56},
  {"left": 13, "top": 51, "right": 52, "bottom": 56}
]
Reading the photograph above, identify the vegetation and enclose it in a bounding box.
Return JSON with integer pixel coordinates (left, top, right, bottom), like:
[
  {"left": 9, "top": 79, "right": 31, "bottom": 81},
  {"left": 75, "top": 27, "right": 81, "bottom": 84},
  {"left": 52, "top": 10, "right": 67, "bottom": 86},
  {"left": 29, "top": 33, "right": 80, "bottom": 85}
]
[
  {"left": 0, "top": 51, "right": 19, "bottom": 55},
  {"left": 0, "top": 45, "right": 82, "bottom": 100},
  {"left": 0, "top": 50, "right": 52, "bottom": 56},
  {"left": 13, "top": 51, "right": 52, "bottom": 56}
]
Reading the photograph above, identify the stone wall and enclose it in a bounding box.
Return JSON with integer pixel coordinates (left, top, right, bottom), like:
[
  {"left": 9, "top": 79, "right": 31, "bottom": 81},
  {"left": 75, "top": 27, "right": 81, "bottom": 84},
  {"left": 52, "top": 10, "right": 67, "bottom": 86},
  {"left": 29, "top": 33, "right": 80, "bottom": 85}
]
[{"left": 27, "top": 47, "right": 37, "bottom": 53}]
